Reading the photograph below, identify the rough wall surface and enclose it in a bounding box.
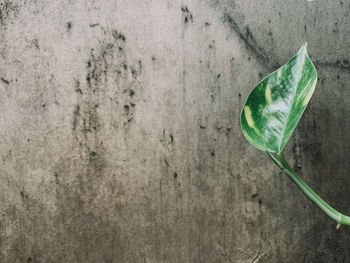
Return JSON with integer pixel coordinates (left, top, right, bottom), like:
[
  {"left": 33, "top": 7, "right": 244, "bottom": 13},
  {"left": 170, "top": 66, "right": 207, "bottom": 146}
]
[{"left": 1, "top": 0, "right": 350, "bottom": 262}]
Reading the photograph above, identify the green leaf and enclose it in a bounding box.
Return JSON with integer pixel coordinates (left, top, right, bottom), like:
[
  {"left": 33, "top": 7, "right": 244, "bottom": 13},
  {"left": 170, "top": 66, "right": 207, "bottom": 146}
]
[{"left": 241, "top": 43, "right": 317, "bottom": 153}]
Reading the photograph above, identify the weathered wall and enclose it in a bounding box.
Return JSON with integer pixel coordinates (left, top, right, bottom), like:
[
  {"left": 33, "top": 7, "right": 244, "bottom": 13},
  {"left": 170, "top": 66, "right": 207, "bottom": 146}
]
[{"left": 1, "top": 0, "right": 350, "bottom": 262}]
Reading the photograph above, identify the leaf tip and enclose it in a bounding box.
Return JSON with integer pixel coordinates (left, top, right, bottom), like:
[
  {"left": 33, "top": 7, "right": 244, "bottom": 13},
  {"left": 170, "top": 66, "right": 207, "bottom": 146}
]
[{"left": 299, "top": 42, "right": 308, "bottom": 53}]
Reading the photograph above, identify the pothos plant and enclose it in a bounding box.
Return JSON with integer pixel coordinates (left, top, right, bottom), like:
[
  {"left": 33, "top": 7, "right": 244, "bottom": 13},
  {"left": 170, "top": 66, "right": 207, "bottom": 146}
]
[{"left": 241, "top": 43, "right": 350, "bottom": 229}]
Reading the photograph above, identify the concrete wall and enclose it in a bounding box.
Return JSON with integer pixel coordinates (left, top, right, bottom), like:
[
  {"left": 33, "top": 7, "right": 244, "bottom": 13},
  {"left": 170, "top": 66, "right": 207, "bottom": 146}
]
[{"left": 1, "top": 0, "right": 350, "bottom": 262}]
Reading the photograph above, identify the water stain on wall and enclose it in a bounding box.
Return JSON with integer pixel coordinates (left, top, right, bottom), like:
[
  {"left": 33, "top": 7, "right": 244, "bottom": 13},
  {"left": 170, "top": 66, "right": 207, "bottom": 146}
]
[{"left": 51, "top": 26, "right": 144, "bottom": 261}]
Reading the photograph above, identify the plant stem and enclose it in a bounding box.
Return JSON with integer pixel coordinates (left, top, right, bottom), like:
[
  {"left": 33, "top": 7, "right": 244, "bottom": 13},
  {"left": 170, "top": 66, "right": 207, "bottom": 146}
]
[{"left": 267, "top": 152, "right": 350, "bottom": 227}]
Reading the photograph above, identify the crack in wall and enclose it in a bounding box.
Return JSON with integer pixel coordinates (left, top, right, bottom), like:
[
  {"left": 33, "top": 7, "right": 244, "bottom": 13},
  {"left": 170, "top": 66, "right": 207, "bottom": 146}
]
[{"left": 222, "top": 12, "right": 273, "bottom": 70}]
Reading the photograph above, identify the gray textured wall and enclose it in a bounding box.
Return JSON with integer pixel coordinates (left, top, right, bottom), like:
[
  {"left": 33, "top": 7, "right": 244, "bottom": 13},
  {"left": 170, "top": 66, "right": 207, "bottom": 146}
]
[{"left": 1, "top": 0, "right": 350, "bottom": 262}]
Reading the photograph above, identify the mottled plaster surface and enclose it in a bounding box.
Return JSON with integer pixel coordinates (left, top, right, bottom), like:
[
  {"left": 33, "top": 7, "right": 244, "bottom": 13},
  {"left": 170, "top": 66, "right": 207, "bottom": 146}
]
[{"left": 0, "top": 0, "right": 350, "bottom": 262}]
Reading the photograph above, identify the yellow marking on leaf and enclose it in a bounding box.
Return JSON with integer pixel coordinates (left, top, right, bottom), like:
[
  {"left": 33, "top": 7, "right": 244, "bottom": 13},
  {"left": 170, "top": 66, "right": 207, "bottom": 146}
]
[
  {"left": 302, "top": 80, "right": 316, "bottom": 106},
  {"left": 244, "top": 106, "right": 261, "bottom": 135},
  {"left": 277, "top": 70, "right": 282, "bottom": 79},
  {"left": 265, "top": 85, "right": 273, "bottom": 104},
  {"left": 244, "top": 106, "right": 254, "bottom": 127},
  {"left": 298, "top": 54, "right": 306, "bottom": 81},
  {"left": 297, "top": 78, "right": 313, "bottom": 102},
  {"left": 305, "top": 78, "right": 312, "bottom": 89}
]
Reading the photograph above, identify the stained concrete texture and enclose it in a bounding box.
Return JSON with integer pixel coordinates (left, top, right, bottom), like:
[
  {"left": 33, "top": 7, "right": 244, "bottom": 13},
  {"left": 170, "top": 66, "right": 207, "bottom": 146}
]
[{"left": 0, "top": 0, "right": 350, "bottom": 262}]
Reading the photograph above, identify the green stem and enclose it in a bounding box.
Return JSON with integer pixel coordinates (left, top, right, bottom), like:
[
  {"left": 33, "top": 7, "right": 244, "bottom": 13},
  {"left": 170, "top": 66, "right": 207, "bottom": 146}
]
[{"left": 267, "top": 152, "right": 350, "bottom": 227}]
